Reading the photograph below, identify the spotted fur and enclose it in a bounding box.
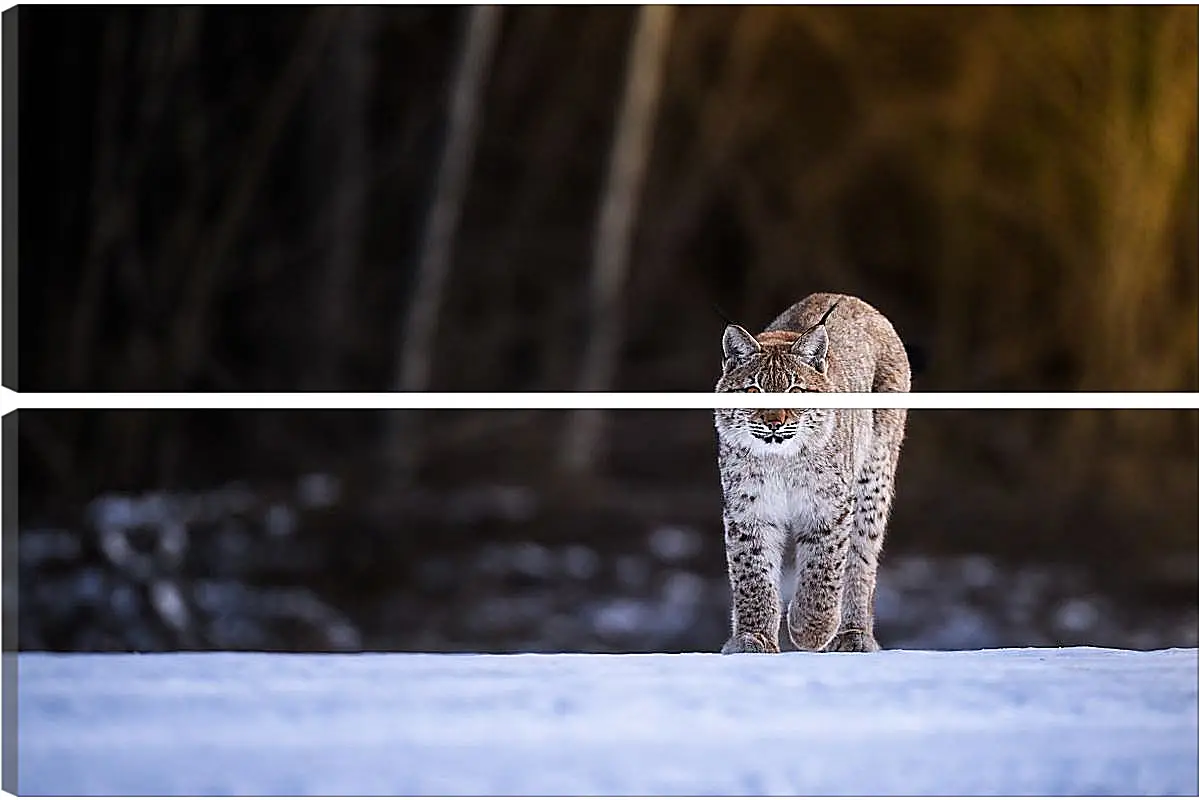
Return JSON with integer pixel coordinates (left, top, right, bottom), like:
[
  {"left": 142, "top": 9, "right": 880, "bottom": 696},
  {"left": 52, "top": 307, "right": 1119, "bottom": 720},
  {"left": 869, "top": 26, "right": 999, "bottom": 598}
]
[{"left": 714, "top": 293, "right": 910, "bottom": 654}]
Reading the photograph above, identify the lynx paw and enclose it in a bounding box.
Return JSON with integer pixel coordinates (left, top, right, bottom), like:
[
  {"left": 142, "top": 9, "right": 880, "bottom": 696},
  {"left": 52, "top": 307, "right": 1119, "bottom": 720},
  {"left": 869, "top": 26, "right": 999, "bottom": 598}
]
[
  {"left": 824, "top": 630, "right": 880, "bottom": 653},
  {"left": 720, "top": 631, "right": 780, "bottom": 654},
  {"left": 786, "top": 602, "right": 840, "bottom": 652}
]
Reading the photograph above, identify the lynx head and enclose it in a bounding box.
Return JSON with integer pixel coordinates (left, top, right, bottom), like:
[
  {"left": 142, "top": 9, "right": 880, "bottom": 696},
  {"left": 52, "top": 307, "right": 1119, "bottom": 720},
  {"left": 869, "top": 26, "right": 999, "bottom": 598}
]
[{"left": 714, "top": 306, "right": 838, "bottom": 452}]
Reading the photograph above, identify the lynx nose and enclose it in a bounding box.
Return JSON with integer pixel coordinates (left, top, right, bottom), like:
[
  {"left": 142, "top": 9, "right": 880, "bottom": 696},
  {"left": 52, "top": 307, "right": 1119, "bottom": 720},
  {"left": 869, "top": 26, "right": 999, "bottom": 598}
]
[{"left": 761, "top": 411, "right": 785, "bottom": 429}]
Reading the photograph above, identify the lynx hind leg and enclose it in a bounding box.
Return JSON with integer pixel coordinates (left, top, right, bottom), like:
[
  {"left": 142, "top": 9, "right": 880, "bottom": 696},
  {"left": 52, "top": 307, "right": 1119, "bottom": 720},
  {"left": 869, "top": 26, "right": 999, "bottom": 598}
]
[{"left": 827, "top": 408, "right": 906, "bottom": 654}]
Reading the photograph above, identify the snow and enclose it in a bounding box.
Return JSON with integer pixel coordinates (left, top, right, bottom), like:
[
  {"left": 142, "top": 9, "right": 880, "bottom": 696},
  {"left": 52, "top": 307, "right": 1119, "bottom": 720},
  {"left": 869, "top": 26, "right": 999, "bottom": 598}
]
[{"left": 16, "top": 647, "right": 1198, "bottom": 795}]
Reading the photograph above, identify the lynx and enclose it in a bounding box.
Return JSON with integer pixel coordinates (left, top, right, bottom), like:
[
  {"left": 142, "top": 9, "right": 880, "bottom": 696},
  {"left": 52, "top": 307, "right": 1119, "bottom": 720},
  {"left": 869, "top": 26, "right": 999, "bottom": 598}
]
[{"left": 714, "top": 293, "right": 910, "bottom": 654}]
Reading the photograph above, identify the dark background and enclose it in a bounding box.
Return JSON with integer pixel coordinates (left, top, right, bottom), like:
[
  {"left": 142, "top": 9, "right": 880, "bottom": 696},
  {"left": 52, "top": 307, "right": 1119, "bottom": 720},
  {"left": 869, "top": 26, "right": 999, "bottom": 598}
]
[{"left": 9, "top": 7, "right": 1198, "bottom": 652}]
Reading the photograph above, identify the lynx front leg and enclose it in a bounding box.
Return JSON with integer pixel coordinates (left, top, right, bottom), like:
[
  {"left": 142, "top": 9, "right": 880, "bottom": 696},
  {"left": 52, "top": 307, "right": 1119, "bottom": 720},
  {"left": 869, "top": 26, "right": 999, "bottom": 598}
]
[
  {"left": 787, "top": 507, "right": 851, "bottom": 651},
  {"left": 721, "top": 518, "right": 784, "bottom": 654}
]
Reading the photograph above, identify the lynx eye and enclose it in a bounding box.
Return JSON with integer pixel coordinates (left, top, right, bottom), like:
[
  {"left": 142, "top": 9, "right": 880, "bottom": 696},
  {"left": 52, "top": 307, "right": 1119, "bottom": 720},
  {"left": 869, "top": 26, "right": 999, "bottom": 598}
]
[{"left": 745, "top": 386, "right": 760, "bottom": 393}]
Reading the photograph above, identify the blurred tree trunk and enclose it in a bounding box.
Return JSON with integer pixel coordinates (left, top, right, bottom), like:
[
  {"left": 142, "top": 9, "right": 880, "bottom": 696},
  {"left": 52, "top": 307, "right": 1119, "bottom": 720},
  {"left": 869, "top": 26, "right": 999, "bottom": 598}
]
[
  {"left": 1064, "top": 7, "right": 1197, "bottom": 451},
  {"left": 637, "top": 8, "right": 775, "bottom": 331},
  {"left": 309, "top": 8, "right": 375, "bottom": 390},
  {"left": 1087, "top": 6, "right": 1197, "bottom": 392},
  {"left": 931, "top": 20, "right": 996, "bottom": 389},
  {"left": 387, "top": 5, "right": 502, "bottom": 481},
  {"left": 563, "top": 4, "right": 674, "bottom": 475}
]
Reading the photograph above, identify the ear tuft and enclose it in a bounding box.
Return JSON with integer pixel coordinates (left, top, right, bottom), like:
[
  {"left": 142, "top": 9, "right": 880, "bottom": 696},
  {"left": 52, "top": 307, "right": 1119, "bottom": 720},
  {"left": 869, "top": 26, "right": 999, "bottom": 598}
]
[
  {"left": 722, "top": 325, "right": 761, "bottom": 362},
  {"left": 791, "top": 326, "right": 829, "bottom": 373}
]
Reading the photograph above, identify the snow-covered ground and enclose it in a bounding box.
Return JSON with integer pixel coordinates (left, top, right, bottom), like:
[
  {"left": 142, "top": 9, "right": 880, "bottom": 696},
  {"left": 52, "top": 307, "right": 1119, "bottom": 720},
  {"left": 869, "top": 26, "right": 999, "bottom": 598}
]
[{"left": 17, "top": 647, "right": 1198, "bottom": 795}]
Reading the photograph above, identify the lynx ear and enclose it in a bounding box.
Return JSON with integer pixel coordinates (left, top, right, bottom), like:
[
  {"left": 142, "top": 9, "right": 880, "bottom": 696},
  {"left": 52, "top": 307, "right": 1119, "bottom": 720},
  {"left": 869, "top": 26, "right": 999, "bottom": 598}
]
[
  {"left": 791, "top": 326, "right": 829, "bottom": 373},
  {"left": 722, "top": 324, "right": 761, "bottom": 362}
]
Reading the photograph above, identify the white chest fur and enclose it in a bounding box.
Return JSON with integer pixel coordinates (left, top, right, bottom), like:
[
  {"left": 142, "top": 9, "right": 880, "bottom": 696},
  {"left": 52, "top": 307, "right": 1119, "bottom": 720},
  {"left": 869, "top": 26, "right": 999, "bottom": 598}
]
[{"left": 746, "top": 457, "right": 824, "bottom": 532}]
